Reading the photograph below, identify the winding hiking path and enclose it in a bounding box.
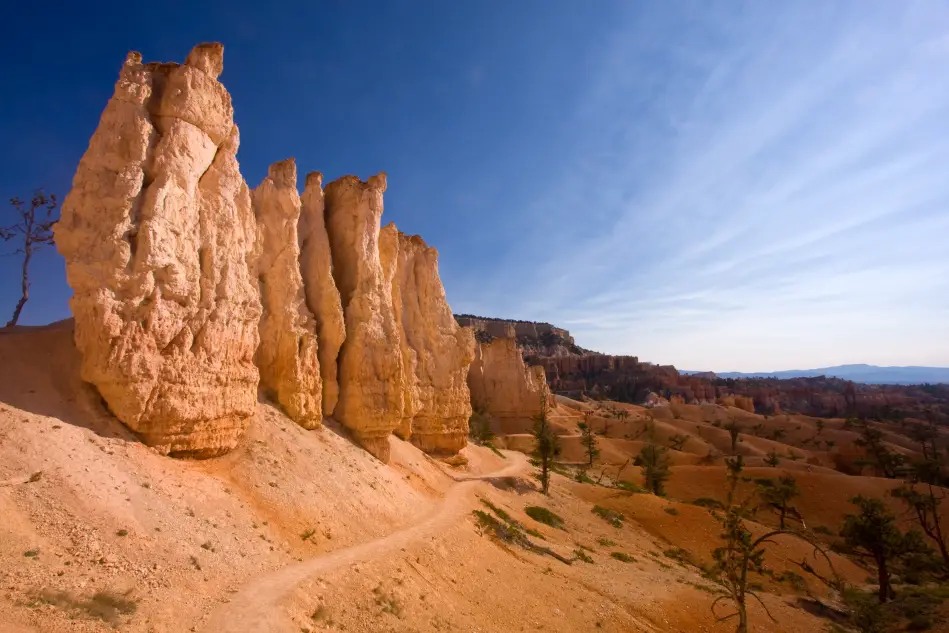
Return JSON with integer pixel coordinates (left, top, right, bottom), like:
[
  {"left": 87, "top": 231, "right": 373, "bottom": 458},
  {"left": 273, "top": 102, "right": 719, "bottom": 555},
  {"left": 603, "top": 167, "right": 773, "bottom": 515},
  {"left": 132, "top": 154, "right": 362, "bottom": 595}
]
[{"left": 203, "top": 450, "right": 530, "bottom": 633}]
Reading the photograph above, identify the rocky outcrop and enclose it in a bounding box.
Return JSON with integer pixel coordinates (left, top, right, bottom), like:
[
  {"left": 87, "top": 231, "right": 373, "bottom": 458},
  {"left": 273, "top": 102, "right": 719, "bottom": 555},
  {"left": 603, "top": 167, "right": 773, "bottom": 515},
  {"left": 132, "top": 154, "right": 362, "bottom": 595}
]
[
  {"left": 380, "top": 223, "right": 419, "bottom": 440},
  {"left": 539, "top": 353, "right": 718, "bottom": 404},
  {"left": 394, "top": 231, "right": 475, "bottom": 453},
  {"left": 252, "top": 158, "right": 321, "bottom": 428},
  {"left": 298, "top": 171, "right": 346, "bottom": 417},
  {"left": 468, "top": 327, "right": 549, "bottom": 422},
  {"left": 324, "top": 174, "right": 407, "bottom": 461},
  {"left": 454, "top": 315, "right": 574, "bottom": 346},
  {"left": 55, "top": 44, "right": 261, "bottom": 457},
  {"left": 455, "top": 314, "right": 580, "bottom": 356}
]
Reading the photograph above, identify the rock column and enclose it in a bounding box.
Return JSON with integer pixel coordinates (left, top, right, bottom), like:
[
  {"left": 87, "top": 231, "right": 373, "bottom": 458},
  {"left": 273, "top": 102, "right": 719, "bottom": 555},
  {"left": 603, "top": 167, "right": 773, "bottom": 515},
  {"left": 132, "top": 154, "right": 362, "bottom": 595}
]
[
  {"left": 252, "top": 158, "right": 322, "bottom": 428},
  {"left": 55, "top": 44, "right": 261, "bottom": 457},
  {"left": 324, "top": 174, "right": 406, "bottom": 461}
]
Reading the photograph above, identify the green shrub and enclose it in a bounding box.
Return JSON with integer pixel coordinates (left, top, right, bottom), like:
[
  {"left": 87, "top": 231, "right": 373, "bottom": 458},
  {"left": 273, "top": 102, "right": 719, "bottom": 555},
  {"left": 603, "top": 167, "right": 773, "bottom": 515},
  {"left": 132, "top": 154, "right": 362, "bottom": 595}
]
[
  {"left": 597, "top": 537, "right": 616, "bottom": 547},
  {"left": 664, "top": 507, "right": 679, "bottom": 516},
  {"left": 812, "top": 525, "right": 834, "bottom": 535},
  {"left": 662, "top": 547, "right": 695, "bottom": 567},
  {"left": 574, "top": 549, "right": 594, "bottom": 564},
  {"left": 615, "top": 479, "right": 642, "bottom": 493},
  {"left": 692, "top": 497, "right": 723, "bottom": 510},
  {"left": 525, "top": 506, "right": 566, "bottom": 530},
  {"left": 592, "top": 505, "right": 624, "bottom": 528},
  {"left": 610, "top": 552, "right": 634, "bottom": 563}
]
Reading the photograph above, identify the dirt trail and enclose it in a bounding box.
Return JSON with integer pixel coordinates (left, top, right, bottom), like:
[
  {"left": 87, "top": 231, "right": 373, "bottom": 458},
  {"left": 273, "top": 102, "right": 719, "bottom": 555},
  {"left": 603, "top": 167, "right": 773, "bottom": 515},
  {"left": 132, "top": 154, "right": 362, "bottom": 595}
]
[{"left": 203, "top": 451, "right": 531, "bottom": 633}]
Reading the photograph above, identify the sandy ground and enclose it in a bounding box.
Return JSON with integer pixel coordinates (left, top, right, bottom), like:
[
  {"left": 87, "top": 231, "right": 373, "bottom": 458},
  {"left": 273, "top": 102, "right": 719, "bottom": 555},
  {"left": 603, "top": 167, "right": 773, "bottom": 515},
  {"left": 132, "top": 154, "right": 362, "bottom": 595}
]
[{"left": 1, "top": 323, "right": 943, "bottom": 632}]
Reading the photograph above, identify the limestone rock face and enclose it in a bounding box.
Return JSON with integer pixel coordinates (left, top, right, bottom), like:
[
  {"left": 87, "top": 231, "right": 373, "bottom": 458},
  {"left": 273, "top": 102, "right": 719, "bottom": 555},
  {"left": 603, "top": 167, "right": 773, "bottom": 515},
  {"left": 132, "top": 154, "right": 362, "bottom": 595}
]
[
  {"left": 298, "top": 171, "right": 346, "bottom": 417},
  {"left": 393, "top": 230, "right": 474, "bottom": 453},
  {"left": 54, "top": 44, "right": 261, "bottom": 457},
  {"left": 324, "top": 174, "right": 406, "bottom": 461},
  {"left": 252, "top": 159, "right": 321, "bottom": 428},
  {"left": 380, "top": 223, "right": 420, "bottom": 440},
  {"left": 468, "top": 327, "right": 549, "bottom": 423}
]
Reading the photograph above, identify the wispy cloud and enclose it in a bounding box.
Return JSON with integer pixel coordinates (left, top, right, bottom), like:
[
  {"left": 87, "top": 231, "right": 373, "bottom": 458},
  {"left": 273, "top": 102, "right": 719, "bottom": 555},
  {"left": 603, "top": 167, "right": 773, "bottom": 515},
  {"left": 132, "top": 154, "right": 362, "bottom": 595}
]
[{"left": 468, "top": 2, "right": 949, "bottom": 370}]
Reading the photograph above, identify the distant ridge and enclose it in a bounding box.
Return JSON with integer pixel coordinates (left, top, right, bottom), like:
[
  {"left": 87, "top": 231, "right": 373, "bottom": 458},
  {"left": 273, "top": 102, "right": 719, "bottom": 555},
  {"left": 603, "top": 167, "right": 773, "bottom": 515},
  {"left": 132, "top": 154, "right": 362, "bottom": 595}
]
[{"left": 681, "top": 364, "right": 949, "bottom": 385}]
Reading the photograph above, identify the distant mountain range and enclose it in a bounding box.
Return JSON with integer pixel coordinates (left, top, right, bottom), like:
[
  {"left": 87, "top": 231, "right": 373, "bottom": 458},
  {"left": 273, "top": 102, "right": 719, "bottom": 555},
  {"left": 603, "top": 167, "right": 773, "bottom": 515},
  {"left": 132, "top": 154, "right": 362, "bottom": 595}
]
[{"left": 681, "top": 364, "right": 949, "bottom": 385}]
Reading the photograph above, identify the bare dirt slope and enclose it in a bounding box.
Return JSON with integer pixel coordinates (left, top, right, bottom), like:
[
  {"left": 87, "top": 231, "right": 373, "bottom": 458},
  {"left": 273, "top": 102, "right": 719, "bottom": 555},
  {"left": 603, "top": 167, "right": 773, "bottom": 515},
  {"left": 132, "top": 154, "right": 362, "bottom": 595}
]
[{"left": 0, "top": 323, "right": 931, "bottom": 633}]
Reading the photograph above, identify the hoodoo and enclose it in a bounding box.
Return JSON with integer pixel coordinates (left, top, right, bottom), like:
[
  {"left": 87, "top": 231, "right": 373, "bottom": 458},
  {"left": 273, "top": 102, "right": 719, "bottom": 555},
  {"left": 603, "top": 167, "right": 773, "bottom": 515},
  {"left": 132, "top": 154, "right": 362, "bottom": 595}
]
[
  {"left": 324, "top": 174, "right": 408, "bottom": 461},
  {"left": 54, "top": 43, "right": 489, "bottom": 462},
  {"left": 393, "top": 230, "right": 475, "bottom": 453},
  {"left": 468, "top": 327, "right": 550, "bottom": 425},
  {"left": 55, "top": 43, "right": 261, "bottom": 457}
]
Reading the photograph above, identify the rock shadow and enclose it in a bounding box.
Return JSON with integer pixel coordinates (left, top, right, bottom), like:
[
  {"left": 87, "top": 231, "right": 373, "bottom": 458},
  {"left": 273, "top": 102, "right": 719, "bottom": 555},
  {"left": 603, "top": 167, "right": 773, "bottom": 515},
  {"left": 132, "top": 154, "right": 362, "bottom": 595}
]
[{"left": 0, "top": 319, "right": 138, "bottom": 443}]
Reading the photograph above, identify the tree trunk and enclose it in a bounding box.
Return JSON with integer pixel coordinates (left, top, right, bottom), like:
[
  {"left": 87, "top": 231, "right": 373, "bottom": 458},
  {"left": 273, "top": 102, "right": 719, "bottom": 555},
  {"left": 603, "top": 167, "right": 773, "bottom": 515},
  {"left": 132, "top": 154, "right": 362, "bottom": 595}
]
[
  {"left": 6, "top": 247, "right": 32, "bottom": 327},
  {"left": 876, "top": 554, "right": 891, "bottom": 603},
  {"left": 927, "top": 485, "right": 949, "bottom": 571},
  {"left": 736, "top": 604, "right": 748, "bottom": 633},
  {"left": 779, "top": 506, "right": 786, "bottom": 529}
]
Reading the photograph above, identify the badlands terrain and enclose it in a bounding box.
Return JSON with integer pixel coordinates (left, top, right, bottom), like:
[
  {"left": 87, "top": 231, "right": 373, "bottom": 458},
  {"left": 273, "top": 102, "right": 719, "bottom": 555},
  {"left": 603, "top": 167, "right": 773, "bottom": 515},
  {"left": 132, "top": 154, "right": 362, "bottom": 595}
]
[
  {"left": 4, "top": 321, "right": 949, "bottom": 633},
  {"left": 2, "top": 42, "right": 949, "bottom": 633}
]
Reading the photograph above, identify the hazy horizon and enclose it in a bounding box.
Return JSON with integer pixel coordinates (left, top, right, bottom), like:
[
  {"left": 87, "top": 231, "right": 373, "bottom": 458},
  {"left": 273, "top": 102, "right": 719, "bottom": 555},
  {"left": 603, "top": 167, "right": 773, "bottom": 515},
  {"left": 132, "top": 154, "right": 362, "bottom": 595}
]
[{"left": 2, "top": 2, "right": 947, "bottom": 372}]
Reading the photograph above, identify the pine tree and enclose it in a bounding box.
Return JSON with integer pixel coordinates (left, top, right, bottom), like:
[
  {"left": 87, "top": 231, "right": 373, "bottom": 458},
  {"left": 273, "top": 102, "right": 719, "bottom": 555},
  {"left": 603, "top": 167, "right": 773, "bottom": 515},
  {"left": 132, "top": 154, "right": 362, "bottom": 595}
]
[
  {"left": 532, "top": 394, "right": 561, "bottom": 495},
  {"left": 758, "top": 475, "right": 801, "bottom": 529},
  {"left": 841, "top": 496, "right": 923, "bottom": 603},
  {"left": 578, "top": 415, "right": 600, "bottom": 467}
]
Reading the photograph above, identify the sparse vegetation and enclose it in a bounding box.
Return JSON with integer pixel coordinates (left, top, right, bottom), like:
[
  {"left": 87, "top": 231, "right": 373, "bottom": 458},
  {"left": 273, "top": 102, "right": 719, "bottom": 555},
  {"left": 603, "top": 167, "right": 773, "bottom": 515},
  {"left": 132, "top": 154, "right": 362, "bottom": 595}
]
[
  {"left": 472, "top": 507, "right": 572, "bottom": 564},
  {"left": 663, "top": 547, "right": 696, "bottom": 567},
  {"left": 854, "top": 420, "right": 906, "bottom": 479},
  {"left": 578, "top": 416, "right": 600, "bottom": 467},
  {"left": 614, "top": 479, "right": 642, "bottom": 493},
  {"left": 669, "top": 434, "right": 688, "bottom": 451},
  {"left": 592, "top": 505, "right": 624, "bottom": 528},
  {"left": 707, "top": 456, "right": 833, "bottom": 633},
  {"left": 757, "top": 475, "right": 801, "bottom": 529},
  {"left": 764, "top": 450, "right": 781, "bottom": 467},
  {"left": 634, "top": 429, "right": 671, "bottom": 496},
  {"left": 841, "top": 495, "right": 927, "bottom": 603},
  {"left": 610, "top": 551, "right": 635, "bottom": 563},
  {"left": 574, "top": 548, "right": 594, "bottom": 563},
  {"left": 597, "top": 537, "right": 616, "bottom": 547},
  {"left": 525, "top": 506, "right": 565, "bottom": 530},
  {"left": 33, "top": 588, "right": 138, "bottom": 626},
  {"left": 725, "top": 421, "right": 742, "bottom": 455},
  {"left": 311, "top": 603, "right": 334, "bottom": 625},
  {"left": 665, "top": 507, "right": 679, "bottom": 516},
  {"left": 693, "top": 497, "right": 724, "bottom": 510},
  {"left": 373, "top": 583, "right": 403, "bottom": 617},
  {"left": 468, "top": 401, "right": 494, "bottom": 444}
]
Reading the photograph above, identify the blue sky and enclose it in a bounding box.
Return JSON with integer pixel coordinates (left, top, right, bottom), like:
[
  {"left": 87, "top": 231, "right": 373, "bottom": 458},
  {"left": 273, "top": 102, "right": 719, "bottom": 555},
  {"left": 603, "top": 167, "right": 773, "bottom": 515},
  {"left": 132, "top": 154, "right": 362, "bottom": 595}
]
[{"left": 1, "top": 2, "right": 947, "bottom": 371}]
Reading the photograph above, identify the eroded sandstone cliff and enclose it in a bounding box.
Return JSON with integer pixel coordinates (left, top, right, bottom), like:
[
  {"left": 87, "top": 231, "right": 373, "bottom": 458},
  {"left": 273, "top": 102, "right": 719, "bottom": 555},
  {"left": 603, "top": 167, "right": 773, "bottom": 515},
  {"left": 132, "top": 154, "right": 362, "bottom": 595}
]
[
  {"left": 253, "top": 158, "right": 322, "bottom": 428},
  {"left": 55, "top": 44, "right": 261, "bottom": 457},
  {"left": 324, "top": 174, "right": 407, "bottom": 461}
]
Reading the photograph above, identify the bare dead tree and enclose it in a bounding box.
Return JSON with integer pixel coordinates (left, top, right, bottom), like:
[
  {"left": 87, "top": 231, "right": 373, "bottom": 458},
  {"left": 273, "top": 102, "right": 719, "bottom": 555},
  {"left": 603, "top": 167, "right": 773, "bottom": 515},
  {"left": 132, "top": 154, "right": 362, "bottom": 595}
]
[{"left": 2, "top": 190, "right": 58, "bottom": 327}]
